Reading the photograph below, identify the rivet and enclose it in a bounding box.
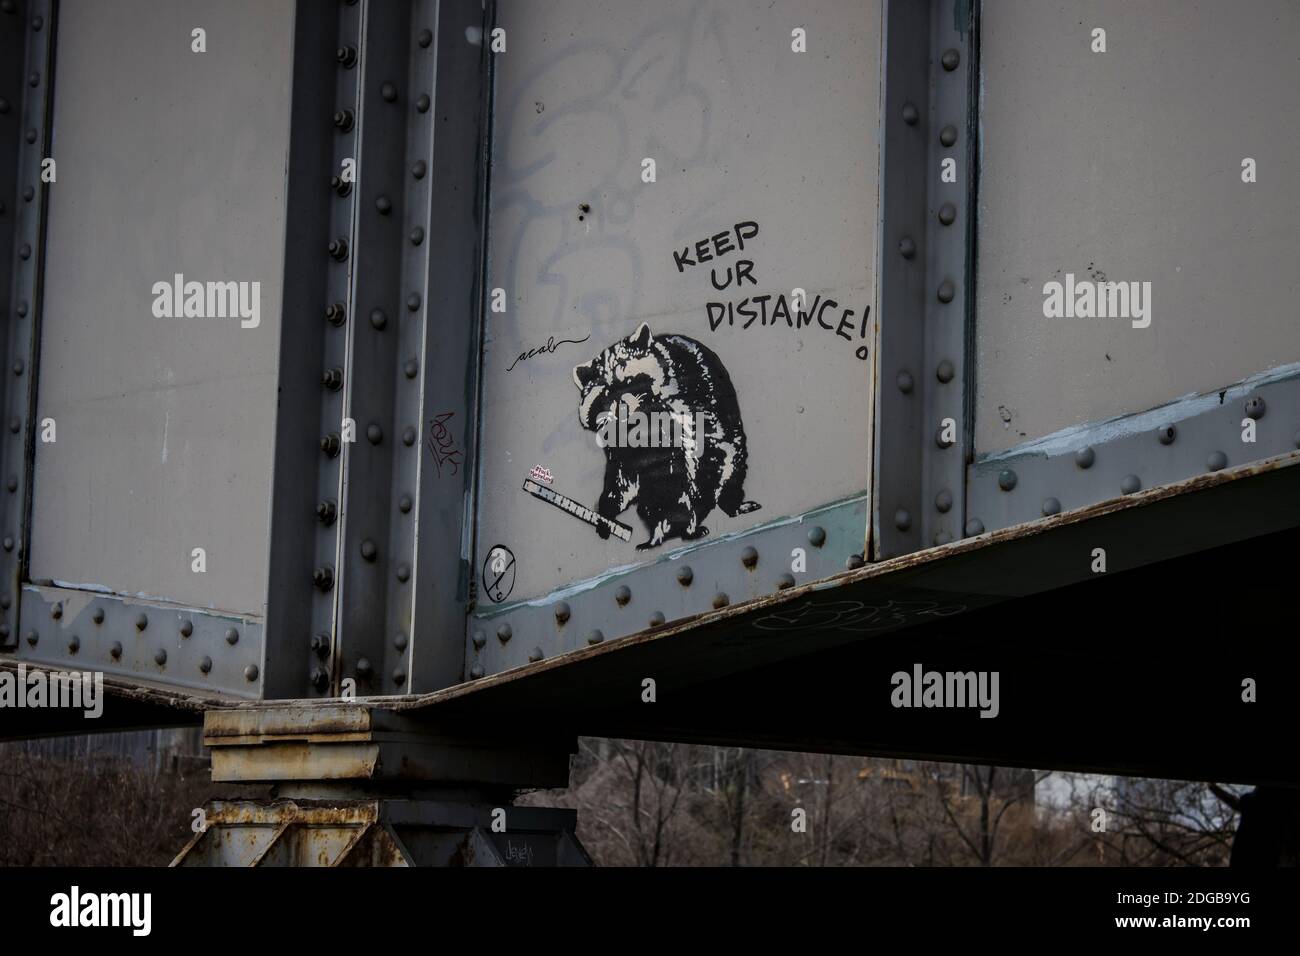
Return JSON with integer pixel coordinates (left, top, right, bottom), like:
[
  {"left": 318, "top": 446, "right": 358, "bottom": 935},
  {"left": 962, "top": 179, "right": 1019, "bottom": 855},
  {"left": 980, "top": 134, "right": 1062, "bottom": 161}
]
[
  {"left": 398, "top": 494, "right": 412, "bottom": 513},
  {"left": 360, "top": 539, "right": 377, "bottom": 561},
  {"left": 2, "top": 536, "right": 12, "bottom": 551},
  {"left": 1075, "top": 446, "right": 1095, "bottom": 469},
  {"left": 416, "top": 94, "right": 430, "bottom": 113},
  {"left": 937, "top": 203, "right": 956, "bottom": 226},
  {"left": 316, "top": 499, "right": 338, "bottom": 525},
  {"left": 1, "top": 595, "right": 11, "bottom": 610},
  {"left": 325, "top": 302, "right": 347, "bottom": 326},
  {"left": 808, "top": 526, "right": 826, "bottom": 547},
  {"left": 91, "top": 608, "right": 104, "bottom": 624},
  {"left": 941, "top": 49, "right": 960, "bottom": 71},
  {"left": 894, "top": 509, "right": 912, "bottom": 531},
  {"left": 5, "top": 477, "right": 15, "bottom": 493},
  {"left": 410, "top": 226, "right": 425, "bottom": 246},
  {"left": 777, "top": 573, "right": 796, "bottom": 590},
  {"left": 135, "top": 613, "right": 148, "bottom": 631},
  {"left": 997, "top": 469, "right": 1017, "bottom": 491},
  {"left": 328, "top": 237, "right": 349, "bottom": 260},
  {"left": 418, "top": 28, "right": 433, "bottom": 48},
  {"left": 366, "top": 423, "right": 383, "bottom": 444},
  {"left": 22, "top": 186, "right": 34, "bottom": 201},
  {"left": 649, "top": 611, "right": 666, "bottom": 627},
  {"left": 369, "top": 308, "right": 387, "bottom": 330},
  {"left": 964, "top": 519, "right": 984, "bottom": 537},
  {"left": 332, "top": 108, "right": 355, "bottom": 131},
  {"left": 395, "top": 632, "right": 408, "bottom": 651},
  {"left": 155, "top": 649, "right": 167, "bottom": 666},
  {"left": 554, "top": 602, "right": 571, "bottom": 624},
  {"left": 937, "top": 279, "right": 955, "bottom": 303},
  {"left": 934, "top": 530, "right": 952, "bottom": 546},
  {"left": 356, "top": 657, "right": 373, "bottom": 678},
  {"left": 330, "top": 175, "right": 352, "bottom": 197},
  {"left": 312, "top": 668, "right": 329, "bottom": 691},
  {"left": 321, "top": 367, "right": 343, "bottom": 390},
  {"left": 25, "top": 630, "right": 37, "bottom": 646},
  {"left": 375, "top": 194, "right": 393, "bottom": 214},
  {"left": 68, "top": 636, "right": 79, "bottom": 653},
  {"left": 0, "top": 98, "right": 7, "bottom": 114},
  {"left": 313, "top": 565, "right": 335, "bottom": 591},
  {"left": 180, "top": 620, "right": 193, "bottom": 637},
  {"left": 32, "top": 14, "right": 45, "bottom": 28},
  {"left": 225, "top": 627, "right": 240, "bottom": 646},
  {"left": 897, "top": 370, "right": 914, "bottom": 393},
  {"left": 404, "top": 359, "right": 419, "bottom": 378},
  {"left": 846, "top": 553, "right": 865, "bottom": 569},
  {"left": 1120, "top": 474, "right": 1142, "bottom": 494},
  {"left": 402, "top": 426, "right": 416, "bottom": 446},
  {"left": 469, "top": 663, "right": 485, "bottom": 679},
  {"left": 380, "top": 82, "right": 398, "bottom": 103},
  {"left": 1042, "top": 497, "right": 1061, "bottom": 516},
  {"left": 199, "top": 655, "right": 211, "bottom": 673},
  {"left": 712, "top": 593, "right": 729, "bottom": 609},
  {"left": 901, "top": 101, "right": 919, "bottom": 125},
  {"left": 936, "top": 359, "right": 955, "bottom": 383},
  {"left": 406, "top": 292, "right": 421, "bottom": 312},
  {"left": 19, "top": 243, "right": 31, "bottom": 260},
  {"left": 939, "top": 125, "right": 957, "bottom": 147},
  {"left": 935, "top": 489, "right": 953, "bottom": 513},
  {"left": 899, "top": 236, "right": 916, "bottom": 259},
  {"left": 497, "top": 624, "right": 512, "bottom": 643},
  {"left": 25, "top": 128, "right": 38, "bottom": 145},
  {"left": 396, "top": 562, "right": 410, "bottom": 583},
  {"left": 472, "top": 631, "right": 486, "bottom": 649},
  {"left": 586, "top": 630, "right": 604, "bottom": 646},
  {"left": 15, "top": 359, "right": 27, "bottom": 375},
  {"left": 677, "top": 566, "right": 693, "bottom": 586},
  {"left": 1207, "top": 451, "right": 1228, "bottom": 472},
  {"left": 528, "top": 647, "right": 544, "bottom": 662},
  {"left": 412, "top": 160, "right": 427, "bottom": 179},
  {"left": 50, "top": 602, "right": 61, "bottom": 619},
  {"left": 112, "top": 642, "right": 125, "bottom": 660},
  {"left": 245, "top": 665, "right": 259, "bottom": 682},
  {"left": 336, "top": 46, "right": 357, "bottom": 68},
  {"left": 29, "top": 71, "right": 40, "bottom": 88},
  {"left": 1245, "top": 397, "right": 1266, "bottom": 420},
  {"left": 741, "top": 546, "right": 759, "bottom": 568},
  {"left": 615, "top": 585, "right": 631, "bottom": 606},
  {"left": 321, "top": 433, "right": 341, "bottom": 457},
  {"left": 14, "top": 302, "right": 25, "bottom": 319},
  {"left": 1157, "top": 425, "right": 1176, "bottom": 445},
  {"left": 8, "top": 418, "right": 19, "bottom": 434}
]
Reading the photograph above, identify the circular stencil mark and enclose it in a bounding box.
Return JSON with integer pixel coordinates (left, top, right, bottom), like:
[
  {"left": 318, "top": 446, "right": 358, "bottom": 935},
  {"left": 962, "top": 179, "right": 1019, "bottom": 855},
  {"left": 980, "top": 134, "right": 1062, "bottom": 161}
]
[{"left": 482, "top": 545, "right": 517, "bottom": 604}]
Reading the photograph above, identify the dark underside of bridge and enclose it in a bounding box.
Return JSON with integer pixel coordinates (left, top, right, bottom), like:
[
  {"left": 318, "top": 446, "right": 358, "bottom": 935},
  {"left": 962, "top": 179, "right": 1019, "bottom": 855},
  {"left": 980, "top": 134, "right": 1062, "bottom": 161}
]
[{"left": 5, "top": 458, "right": 1299, "bottom": 787}]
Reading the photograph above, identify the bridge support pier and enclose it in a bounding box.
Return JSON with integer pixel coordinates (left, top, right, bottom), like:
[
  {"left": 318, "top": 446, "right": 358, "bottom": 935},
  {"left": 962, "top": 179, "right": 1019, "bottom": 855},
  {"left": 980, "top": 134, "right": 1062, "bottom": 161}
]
[{"left": 171, "top": 703, "right": 588, "bottom": 867}]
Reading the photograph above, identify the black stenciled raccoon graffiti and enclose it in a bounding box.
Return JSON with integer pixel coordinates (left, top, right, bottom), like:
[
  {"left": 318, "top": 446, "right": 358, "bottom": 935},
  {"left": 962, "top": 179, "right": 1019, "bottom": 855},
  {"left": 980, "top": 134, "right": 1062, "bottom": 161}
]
[{"left": 572, "top": 323, "right": 760, "bottom": 550}]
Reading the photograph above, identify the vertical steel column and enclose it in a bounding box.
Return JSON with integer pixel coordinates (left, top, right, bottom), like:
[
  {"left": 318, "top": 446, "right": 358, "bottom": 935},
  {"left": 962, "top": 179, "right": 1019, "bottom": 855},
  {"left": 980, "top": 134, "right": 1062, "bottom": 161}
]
[
  {"left": 0, "top": 0, "right": 53, "bottom": 653},
  {"left": 332, "top": 0, "right": 489, "bottom": 696},
  {"left": 872, "top": 0, "right": 977, "bottom": 559},
  {"left": 262, "top": 0, "right": 361, "bottom": 699}
]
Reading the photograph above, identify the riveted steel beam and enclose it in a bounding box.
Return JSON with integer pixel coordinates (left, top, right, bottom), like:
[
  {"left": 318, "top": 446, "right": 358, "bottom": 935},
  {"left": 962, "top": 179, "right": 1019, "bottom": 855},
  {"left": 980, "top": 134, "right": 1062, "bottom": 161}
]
[
  {"left": 872, "top": 0, "right": 977, "bottom": 558},
  {"left": 0, "top": 0, "right": 53, "bottom": 655}
]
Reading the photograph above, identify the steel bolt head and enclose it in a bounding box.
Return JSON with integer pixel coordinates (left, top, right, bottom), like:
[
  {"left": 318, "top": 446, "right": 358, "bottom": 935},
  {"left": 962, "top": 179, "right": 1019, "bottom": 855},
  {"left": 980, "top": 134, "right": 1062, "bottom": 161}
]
[
  {"left": 469, "top": 663, "right": 485, "bottom": 680},
  {"left": 369, "top": 308, "right": 387, "bottom": 330},
  {"left": 375, "top": 194, "right": 393, "bottom": 214},
  {"left": 554, "top": 602, "right": 571, "bottom": 624},
  {"left": 808, "top": 526, "right": 826, "bottom": 547},
  {"left": 313, "top": 565, "right": 334, "bottom": 591},
  {"left": 321, "top": 367, "right": 343, "bottom": 390},
  {"left": 311, "top": 667, "right": 329, "bottom": 690},
  {"left": 1245, "top": 397, "right": 1266, "bottom": 420},
  {"left": 25, "top": 128, "right": 37, "bottom": 144},
  {"left": 395, "top": 632, "right": 408, "bottom": 650},
  {"left": 1075, "top": 446, "right": 1095, "bottom": 469},
  {"left": 410, "top": 226, "right": 425, "bottom": 246},
  {"left": 402, "top": 426, "right": 416, "bottom": 447},
  {"left": 934, "top": 530, "right": 953, "bottom": 546},
  {"left": 398, "top": 494, "right": 413, "bottom": 514},
  {"left": 846, "top": 553, "right": 865, "bottom": 570},
  {"left": 245, "top": 665, "right": 259, "bottom": 682},
  {"left": 527, "top": 647, "right": 544, "bottom": 662},
  {"left": 392, "top": 670, "right": 407, "bottom": 686},
  {"left": 1157, "top": 425, "right": 1176, "bottom": 445},
  {"left": 416, "top": 93, "right": 431, "bottom": 113},
  {"left": 938, "top": 203, "right": 956, "bottom": 226},
  {"left": 311, "top": 633, "right": 330, "bottom": 656},
  {"left": 360, "top": 539, "right": 378, "bottom": 561},
  {"left": 997, "top": 469, "right": 1017, "bottom": 491},
  {"left": 29, "top": 71, "right": 39, "bottom": 88},
  {"left": 26, "top": 630, "right": 37, "bottom": 646},
  {"left": 777, "top": 573, "right": 796, "bottom": 590},
  {"left": 418, "top": 28, "right": 433, "bottom": 48},
  {"left": 677, "top": 566, "right": 693, "bottom": 586},
  {"left": 406, "top": 292, "right": 422, "bottom": 312},
  {"left": 472, "top": 630, "right": 486, "bottom": 649},
  {"left": 21, "top": 186, "right": 33, "bottom": 202},
  {"left": 937, "top": 279, "right": 955, "bottom": 304},
  {"left": 894, "top": 509, "right": 912, "bottom": 531},
  {"left": 964, "top": 519, "right": 985, "bottom": 537},
  {"left": 897, "top": 369, "right": 914, "bottom": 394},
  {"left": 649, "top": 611, "right": 666, "bottom": 627},
  {"left": 586, "top": 629, "right": 605, "bottom": 646},
  {"left": 155, "top": 649, "right": 167, "bottom": 666},
  {"left": 331, "top": 175, "right": 351, "bottom": 197},
  {"left": 3, "top": 536, "right": 12, "bottom": 552},
  {"left": 380, "top": 82, "right": 397, "bottom": 103},
  {"left": 51, "top": 602, "right": 61, "bottom": 619},
  {"left": 15, "top": 302, "right": 26, "bottom": 318},
  {"left": 68, "top": 636, "right": 79, "bottom": 653},
  {"left": 180, "top": 619, "right": 193, "bottom": 637},
  {"left": 741, "top": 546, "right": 759, "bottom": 569},
  {"left": 332, "top": 108, "right": 354, "bottom": 131},
  {"left": 496, "top": 624, "right": 512, "bottom": 643},
  {"left": 225, "top": 628, "right": 239, "bottom": 646},
  {"left": 899, "top": 236, "right": 917, "bottom": 259},
  {"left": 321, "top": 433, "right": 341, "bottom": 457},
  {"left": 135, "top": 614, "right": 148, "bottom": 631},
  {"left": 396, "top": 562, "right": 411, "bottom": 583},
  {"left": 367, "top": 423, "right": 383, "bottom": 444},
  {"left": 17, "top": 243, "right": 28, "bottom": 260},
  {"left": 198, "top": 655, "right": 211, "bottom": 673},
  {"left": 112, "top": 642, "right": 125, "bottom": 660},
  {"left": 940, "top": 125, "right": 957, "bottom": 147},
  {"left": 336, "top": 45, "right": 357, "bottom": 67},
  {"left": 1042, "top": 497, "right": 1061, "bottom": 516},
  {"left": 1120, "top": 474, "right": 1142, "bottom": 494},
  {"left": 1207, "top": 451, "right": 1228, "bottom": 472},
  {"left": 411, "top": 160, "right": 427, "bottom": 179},
  {"left": 91, "top": 608, "right": 104, "bottom": 624},
  {"left": 404, "top": 359, "right": 419, "bottom": 379},
  {"left": 936, "top": 359, "right": 955, "bottom": 383},
  {"left": 935, "top": 489, "right": 953, "bottom": 513},
  {"left": 316, "top": 499, "right": 338, "bottom": 525},
  {"left": 615, "top": 585, "right": 631, "bottom": 606},
  {"left": 712, "top": 593, "right": 730, "bottom": 609},
  {"left": 941, "top": 48, "right": 960, "bottom": 71},
  {"left": 356, "top": 657, "right": 372, "bottom": 677},
  {"left": 328, "top": 238, "right": 349, "bottom": 260},
  {"left": 8, "top": 418, "right": 19, "bottom": 434},
  {"left": 0, "top": 596, "right": 7, "bottom": 610}
]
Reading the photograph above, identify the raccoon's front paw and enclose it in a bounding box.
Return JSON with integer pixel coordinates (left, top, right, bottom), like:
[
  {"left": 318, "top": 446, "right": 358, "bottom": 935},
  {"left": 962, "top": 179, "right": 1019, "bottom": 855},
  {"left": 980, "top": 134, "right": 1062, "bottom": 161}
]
[
  {"left": 682, "top": 525, "right": 709, "bottom": 541},
  {"left": 596, "top": 521, "right": 611, "bottom": 540}
]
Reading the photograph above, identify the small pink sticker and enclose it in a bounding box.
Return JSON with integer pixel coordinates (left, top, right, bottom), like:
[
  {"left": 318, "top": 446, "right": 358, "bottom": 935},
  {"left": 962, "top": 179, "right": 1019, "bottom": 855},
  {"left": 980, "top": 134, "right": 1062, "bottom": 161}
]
[{"left": 530, "top": 465, "right": 554, "bottom": 484}]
